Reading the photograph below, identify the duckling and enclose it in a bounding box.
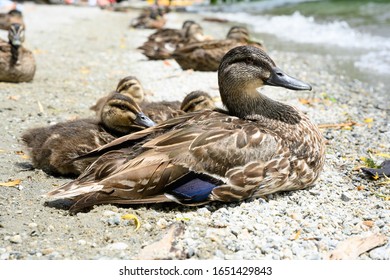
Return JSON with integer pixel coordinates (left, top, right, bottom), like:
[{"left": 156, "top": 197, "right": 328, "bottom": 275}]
[
  {"left": 173, "top": 26, "right": 264, "bottom": 72},
  {"left": 141, "top": 90, "right": 215, "bottom": 123},
  {"left": 130, "top": 5, "right": 166, "bottom": 30},
  {"left": 180, "top": 90, "right": 215, "bottom": 112},
  {"left": 46, "top": 46, "right": 324, "bottom": 212},
  {"left": 138, "top": 21, "right": 208, "bottom": 60},
  {"left": 0, "top": 9, "right": 24, "bottom": 30},
  {"left": 0, "top": 23, "right": 36, "bottom": 83},
  {"left": 90, "top": 76, "right": 144, "bottom": 115},
  {"left": 91, "top": 76, "right": 214, "bottom": 123},
  {"left": 22, "top": 93, "right": 155, "bottom": 177}
]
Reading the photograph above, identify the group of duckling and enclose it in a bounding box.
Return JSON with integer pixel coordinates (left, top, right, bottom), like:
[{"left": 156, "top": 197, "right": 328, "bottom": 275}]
[
  {"left": 22, "top": 76, "right": 215, "bottom": 177},
  {"left": 135, "top": 10, "right": 264, "bottom": 71},
  {"left": 19, "top": 6, "right": 325, "bottom": 213},
  {"left": 0, "top": 9, "right": 36, "bottom": 83}
]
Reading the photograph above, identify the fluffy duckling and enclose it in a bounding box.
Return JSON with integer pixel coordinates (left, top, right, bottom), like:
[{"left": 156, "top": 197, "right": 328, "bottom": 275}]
[
  {"left": 46, "top": 46, "right": 324, "bottom": 212},
  {"left": 138, "top": 21, "right": 209, "bottom": 60},
  {"left": 141, "top": 90, "right": 215, "bottom": 123},
  {"left": 0, "top": 23, "right": 36, "bottom": 82},
  {"left": 90, "top": 76, "right": 144, "bottom": 115},
  {"left": 0, "top": 9, "right": 24, "bottom": 30},
  {"left": 22, "top": 93, "right": 155, "bottom": 177},
  {"left": 91, "top": 76, "right": 215, "bottom": 123},
  {"left": 173, "top": 26, "right": 264, "bottom": 72}
]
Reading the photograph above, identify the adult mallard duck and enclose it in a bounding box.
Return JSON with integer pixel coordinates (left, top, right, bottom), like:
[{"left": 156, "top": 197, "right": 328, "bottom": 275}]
[
  {"left": 0, "top": 23, "right": 36, "bottom": 83},
  {"left": 138, "top": 21, "right": 208, "bottom": 60},
  {"left": 46, "top": 46, "right": 324, "bottom": 212},
  {"left": 0, "top": 9, "right": 24, "bottom": 30},
  {"left": 172, "top": 26, "right": 264, "bottom": 72},
  {"left": 22, "top": 93, "right": 155, "bottom": 177}
]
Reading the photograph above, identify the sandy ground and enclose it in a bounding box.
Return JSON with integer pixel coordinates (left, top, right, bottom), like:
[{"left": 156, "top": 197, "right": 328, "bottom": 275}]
[{"left": 0, "top": 3, "right": 389, "bottom": 260}]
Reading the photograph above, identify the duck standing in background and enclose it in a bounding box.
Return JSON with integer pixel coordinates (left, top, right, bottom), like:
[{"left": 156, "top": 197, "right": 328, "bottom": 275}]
[
  {"left": 22, "top": 93, "right": 155, "bottom": 177},
  {"left": 46, "top": 46, "right": 325, "bottom": 212},
  {"left": 173, "top": 26, "right": 264, "bottom": 71},
  {"left": 0, "top": 23, "right": 36, "bottom": 82}
]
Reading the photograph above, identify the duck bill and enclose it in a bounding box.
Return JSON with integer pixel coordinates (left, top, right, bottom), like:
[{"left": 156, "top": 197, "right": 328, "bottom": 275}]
[
  {"left": 134, "top": 113, "right": 156, "bottom": 128},
  {"left": 265, "top": 67, "right": 312, "bottom": 91}
]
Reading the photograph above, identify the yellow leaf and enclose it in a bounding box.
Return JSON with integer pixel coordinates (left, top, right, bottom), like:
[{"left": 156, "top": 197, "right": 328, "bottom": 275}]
[
  {"left": 375, "top": 153, "right": 390, "bottom": 159},
  {"left": 364, "top": 118, "right": 374, "bottom": 123},
  {"left": 175, "top": 217, "right": 190, "bottom": 222},
  {"left": 294, "top": 229, "right": 301, "bottom": 240},
  {"left": 373, "top": 173, "right": 379, "bottom": 180},
  {"left": 0, "top": 179, "right": 22, "bottom": 187},
  {"left": 79, "top": 67, "right": 90, "bottom": 75},
  {"left": 121, "top": 214, "right": 141, "bottom": 231}
]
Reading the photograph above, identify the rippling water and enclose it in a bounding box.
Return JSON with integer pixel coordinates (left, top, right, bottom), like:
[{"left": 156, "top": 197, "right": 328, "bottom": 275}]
[{"left": 189, "top": 0, "right": 390, "bottom": 97}]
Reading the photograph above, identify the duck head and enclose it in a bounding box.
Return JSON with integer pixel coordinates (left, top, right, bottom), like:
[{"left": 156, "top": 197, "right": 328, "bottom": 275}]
[
  {"left": 180, "top": 90, "right": 215, "bottom": 112},
  {"left": 184, "top": 22, "right": 205, "bottom": 42},
  {"left": 8, "top": 23, "right": 25, "bottom": 47},
  {"left": 115, "top": 76, "right": 145, "bottom": 104},
  {"left": 218, "top": 45, "right": 311, "bottom": 119},
  {"left": 100, "top": 93, "right": 155, "bottom": 135},
  {"left": 226, "top": 26, "right": 250, "bottom": 41}
]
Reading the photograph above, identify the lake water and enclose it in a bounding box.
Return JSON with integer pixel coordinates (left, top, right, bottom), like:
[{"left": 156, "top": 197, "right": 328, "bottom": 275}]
[{"left": 189, "top": 0, "right": 390, "bottom": 102}]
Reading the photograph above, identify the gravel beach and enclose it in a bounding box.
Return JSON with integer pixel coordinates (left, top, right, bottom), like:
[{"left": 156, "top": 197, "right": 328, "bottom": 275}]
[{"left": 0, "top": 3, "right": 389, "bottom": 260}]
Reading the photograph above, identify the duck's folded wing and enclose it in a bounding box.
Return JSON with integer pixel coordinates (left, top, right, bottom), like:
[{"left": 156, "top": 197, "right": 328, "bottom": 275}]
[{"left": 46, "top": 111, "right": 282, "bottom": 210}]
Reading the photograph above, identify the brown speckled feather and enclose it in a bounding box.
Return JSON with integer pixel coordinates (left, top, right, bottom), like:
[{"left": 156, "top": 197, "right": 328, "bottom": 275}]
[{"left": 0, "top": 37, "right": 35, "bottom": 82}]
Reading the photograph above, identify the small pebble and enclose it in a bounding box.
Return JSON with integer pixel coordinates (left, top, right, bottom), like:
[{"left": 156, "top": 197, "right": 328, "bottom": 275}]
[
  {"left": 77, "top": 240, "right": 87, "bottom": 246},
  {"left": 9, "top": 235, "right": 22, "bottom": 244},
  {"left": 340, "top": 193, "right": 351, "bottom": 202},
  {"left": 105, "top": 242, "right": 128, "bottom": 251}
]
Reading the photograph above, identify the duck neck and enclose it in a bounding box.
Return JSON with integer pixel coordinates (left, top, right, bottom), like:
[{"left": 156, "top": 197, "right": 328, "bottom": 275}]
[
  {"left": 221, "top": 85, "right": 301, "bottom": 125},
  {"left": 10, "top": 44, "right": 19, "bottom": 65}
]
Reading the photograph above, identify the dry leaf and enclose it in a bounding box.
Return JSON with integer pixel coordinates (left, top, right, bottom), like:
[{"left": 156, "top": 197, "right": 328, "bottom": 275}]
[
  {"left": 163, "top": 60, "right": 172, "bottom": 66},
  {"left": 356, "top": 185, "right": 365, "bottom": 191},
  {"left": 375, "top": 152, "right": 390, "bottom": 159},
  {"left": 364, "top": 118, "right": 374, "bottom": 123},
  {"left": 362, "top": 221, "right": 374, "bottom": 228},
  {"left": 79, "top": 67, "right": 90, "bottom": 75},
  {"left": 8, "top": 95, "right": 20, "bottom": 101},
  {"left": 318, "top": 121, "right": 359, "bottom": 129},
  {"left": 136, "top": 223, "right": 185, "bottom": 260},
  {"left": 326, "top": 233, "right": 387, "bottom": 260},
  {"left": 290, "top": 229, "right": 301, "bottom": 240},
  {"left": 0, "top": 179, "right": 22, "bottom": 187},
  {"left": 121, "top": 214, "right": 141, "bottom": 231}
]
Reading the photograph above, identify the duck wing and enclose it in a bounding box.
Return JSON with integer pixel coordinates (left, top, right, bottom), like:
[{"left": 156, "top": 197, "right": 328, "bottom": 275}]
[{"left": 46, "top": 110, "right": 283, "bottom": 211}]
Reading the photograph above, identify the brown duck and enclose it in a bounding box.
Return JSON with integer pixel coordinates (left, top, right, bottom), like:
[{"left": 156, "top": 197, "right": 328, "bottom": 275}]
[
  {"left": 91, "top": 75, "right": 215, "bottom": 123},
  {"left": 46, "top": 46, "right": 324, "bottom": 212},
  {"left": 0, "top": 9, "right": 24, "bottom": 30},
  {"left": 130, "top": 5, "right": 167, "bottom": 30},
  {"left": 173, "top": 26, "right": 264, "bottom": 71},
  {"left": 22, "top": 93, "right": 155, "bottom": 177},
  {"left": 138, "top": 21, "right": 209, "bottom": 60},
  {"left": 0, "top": 23, "right": 36, "bottom": 83}
]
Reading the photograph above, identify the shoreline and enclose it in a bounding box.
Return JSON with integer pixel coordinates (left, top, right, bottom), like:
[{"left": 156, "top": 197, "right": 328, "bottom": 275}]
[{"left": 0, "top": 3, "right": 388, "bottom": 260}]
